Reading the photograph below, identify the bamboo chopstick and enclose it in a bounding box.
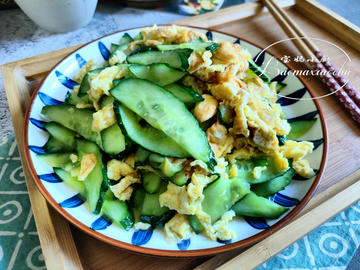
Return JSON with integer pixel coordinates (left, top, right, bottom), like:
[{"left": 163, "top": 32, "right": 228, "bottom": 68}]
[{"left": 263, "top": 0, "right": 360, "bottom": 124}]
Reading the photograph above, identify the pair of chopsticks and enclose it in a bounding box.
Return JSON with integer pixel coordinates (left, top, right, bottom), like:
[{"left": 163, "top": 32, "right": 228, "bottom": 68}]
[{"left": 262, "top": 0, "right": 360, "bottom": 124}]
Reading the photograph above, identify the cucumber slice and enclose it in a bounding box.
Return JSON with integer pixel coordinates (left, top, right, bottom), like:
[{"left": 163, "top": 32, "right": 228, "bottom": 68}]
[
  {"left": 157, "top": 39, "right": 219, "bottom": 53},
  {"left": 99, "top": 95, "right": 114, "bottom": 109},
  {"left": 44, "top": 122, "right": 76, "bottom": 149},
  {"left": 142, "top": 172, "right": 162, "bottom": 194},
  {"left": 131, "top": 188, "right": 146, "bottom": 210},
  {"left": 102, "top": 199, "right": 134, "bottom": 230},
  {"left": 287, "top": 119, "right": 316, "bottom": 140},
  {"left": 135, "top": 147, "right": 151, "bottom": 166},
  {"left": 128, "top": 64, "right": 186, "bottom": 86},
  {"left": 127, "top": 51, "right": 189, "bottom": 70},
  {"left": 53, "top": 167, "right": 85, "bottom": 195},
  {"left": 37, "top": 153, "right": 73, "bottom": 167},
  {"left": 149, "top": 155, "right": 185, "bottom": 178},
  {"left": 120, "top": 33, "right": 133, "bottom": 44},
  {"left": 140, "top": 182, "right": 171, "bottom": 227},
  {"left": 248, "top": 59, "right": 271, "bottom": 84},
  {"left": 170, "top": 171, "right": 188, "bottom": 186},
  {"left": 218, "top": 104, "right": 234, "bottom": 127},
  {"left": 76, "top": 139, "right": 106, "bottom": 214},
  {"left": 236, "top": 158, "right": 286, "bottom": 184},
  {"left": 114, "top": 103, "right": 189, "bottom": 158},
  {"left": 274, "top": 81, "right": 287, "bottom": 93},
  {"left": 189, "top": 215, "right": 204, "bottom": 234},
  {"left": 78, "top": 68, "right": 104, "bottom": 96},
  {"left": 111, "top": 79, "right": 215, "bottom": 168},
  {"left": 109, "top": 43, "right": 127, "bottom": 65},
  {"left": 41, "top": 105, "right": 101, "bottom": 146},
  {"left": 110, "top": 43, "right": 119, "bottom": 53},
  {"left": 133, "top": 32, "right": 143, "bottom": 41},
  {"left": 202, "top": 176, "right": 250, "bottom": 223},
  {"left": 252, "top": 167, "right": 295, "bottom": 197},
  {"left": 100, "top": 124, "right": 125, "bottom": 155},
  {"left": 232, "top": 192, "right": 288, "bottom": 219},
  {"left": 277, "top": 135, "right": 286, "bottom": 146},
  {"left": 164, "top": 83, "right": 203, "bottom": 107},
  {"left": 65, "top": 92, "right": 90, "bottom": 106},
  {"left": 43, "top": 137, "right": 74, "bottom": 153}
]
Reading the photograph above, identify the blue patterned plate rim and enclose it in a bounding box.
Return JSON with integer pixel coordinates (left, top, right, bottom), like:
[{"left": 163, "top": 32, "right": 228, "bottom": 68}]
[{"left": 23, "top": 25, "right": 328, "bottom": 257}]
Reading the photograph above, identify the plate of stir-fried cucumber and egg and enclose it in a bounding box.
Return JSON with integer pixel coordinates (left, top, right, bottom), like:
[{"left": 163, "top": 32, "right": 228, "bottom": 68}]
[{"left": 24, "top": 25, "right": 327, "bottom": 256}]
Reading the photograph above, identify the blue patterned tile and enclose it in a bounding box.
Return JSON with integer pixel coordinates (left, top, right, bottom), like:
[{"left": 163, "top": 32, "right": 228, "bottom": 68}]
[
  {"left": 131, "top": 229, "right": 153, "bottom": 246},
  {"left": 55, "top": 70, "right": 78, "bottom": 89},
  {"left": 38, "top": 173, "right": 61, "bottom": 183},
  {"left": 98, "top": 41, "right": 110, "bottom": 60},
  {"left": 277, "top": 87, "right": 307, "bottom": 106},
  {"left": 75, "top": 53, "right": 86, "bottom": 68},
  {"left": 59, "top": 193, "right": 85, "bottom": 208},
  {"left": 38, "top": 92, "right": 63, "bottom": 106},
  {"left": 177, "top": 239, "right": 191, "bottom": 250},
  {"left": 91, "top": 216, "right": 112, "bottom": 230},
  {"left": 29, "top": 118, "right": 46, "bottom": 130},
  {"left": 244, "top": 217, "right": 269, "bottom": 230}
]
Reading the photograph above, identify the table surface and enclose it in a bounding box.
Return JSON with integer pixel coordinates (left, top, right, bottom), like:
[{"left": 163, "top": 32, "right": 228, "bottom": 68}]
[{"left": 1, "top": 1, "right": 360, "bottom": 269}]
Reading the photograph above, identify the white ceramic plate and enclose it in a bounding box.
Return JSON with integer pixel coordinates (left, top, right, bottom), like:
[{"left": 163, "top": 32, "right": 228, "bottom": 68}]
[{"left": 24, "top": 26, "right": 327, "bottom": 257}]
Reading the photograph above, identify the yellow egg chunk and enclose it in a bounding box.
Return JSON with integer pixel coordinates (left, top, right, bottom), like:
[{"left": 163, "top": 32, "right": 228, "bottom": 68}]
[
  {"left": 107, "top": 159, "right": 135, "bottom": 181},
  {"left": 293, "top": 159, "right": 314, "bottom": 178},
  {"left": 193, "top": 94, "right": 218, "bottom": 123},
  {"left": 109, "top": 175, "right": 140, "bottom": 201},
  {"left": 280, "top": 140, "right": 314, "bottom": 160},
  {"left": 164, "top": 214, "right": 194, "bottom": 242},
  {"left": 205, "top": 210, "right": 236, "bottom": 241},
  {"left": 91, "top": 103, "right": 116, "bottom": 133},
  {"left": 78, "top": 153, "right": 97, "bottom": 181}
]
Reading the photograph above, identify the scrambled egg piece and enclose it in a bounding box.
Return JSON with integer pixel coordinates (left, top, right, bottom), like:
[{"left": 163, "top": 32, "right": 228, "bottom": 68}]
[
  {"left": 134, "top": 222, "right": 151, "bottom": 231},
  {"left": 91, "top": 103, "right": 116, "bottom": 133},
  {"left": 110, "top": 175, "right": 140, "bottom": 201},
  {"left": 89, "top": 65, "right": 126, "bottom": 109},
  {"left": 272, "top": 151, "right": 289, "bottom": 172},
  {"left": 78, "top": 153, "right": 97, "bottom": 181},
  {"left": 75, "top": 59, "right": 95, "bottom": 83},
  {"left": 293, "top": 159, "right": 315, "bottom": 178},
  {"left": 193, "top": 94, "right": 218, "bottom": 123},
  {"left": 280, "top": 140, "right": 314, "bottom": 160},
  {"left": 140, "top": 25, "right": 207, "bottom": 44},
  {"left": 206, "top": 122, "right": 234, "bottom": 158},
  {"left": 164, "top": 214, "right": 194, "bottom": 242},
  {"left": 188, "top": 50, "right": 212, "bottom": 73},
  {"left": 107, "top": 159, "right": 135, "bottom": 181},
  {"left": 204, "top": 210, "right": 236, "bottom": 241},
  {"left": 159, "top": 173, "right": 212, "bottom": 215}
]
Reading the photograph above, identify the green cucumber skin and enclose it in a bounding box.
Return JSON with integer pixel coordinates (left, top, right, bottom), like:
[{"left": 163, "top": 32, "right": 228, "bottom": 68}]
[
  {"left": 102, "top": 199, "right": 134, "bottom": 230},
  {"left": 65, "top": 92, "right": 90, "bottom": 106},
  {"left": 236, "top": 158, "right": 288, "bottom": 185},
  {"left": 142, "top": 172, "right": 162, "bottom": 194},
  {"left": 128, "top": 64, "right": 186, "bottom": 86},
  {"left": 202, "top": 176, "right": 250, "bottom": 223},
  {"left": 232, "top": 192, "right": 288, "bottom": 219},
  {"left": 37, "top": 153, "right": 73, "bottom": 168},
  {"left": 252, "top": 167, "right": 295, "bottom": 197},
  {"left": 134, "top": 147, "right": 151, "bottom": 166},
  {"left": 127, "top": 51, "right": 188, "bottom": 70},
  {"left": 164, "top": 83, "right": 203, "bottom": 107},
  {"left": 248, "top": 59, "right": 271, "bottom": 84},
  {"left": 156, "top": 39, "right": 219, "bottom": 53},
  {"left": 189, "top": 215, "right": 204, "bottom": 234},
  {"left": 78, "top": 68, "right": 104, "bottom": 96},
  {"left": 114, "top": 103, "right": 189, "bottom": 158},
  {"left": 99, "top": 95, "right": 114, "bottom": 109},
  {"left": 44, "top": 122, "right": 76, "bottom": 149},
  {"left": 120, "top": 33, "right": 133, "bottom": 44},
  {"left": 41, "top": 105, "right": 101, "bottom": 146},
  {"left": 53, "top": 168, "right": 85, "bottom": 195},
  {"left": 43, "top": 137, "right": 74, "bottom": 153},
  {"left": 110, "top": 78, "right": 215, "bottom": 167},
  {"left": 287, "top": 120, "right": 316, "bottom": 140},
  {"left": 100, "top": 124, "right": 126, "bottom": 155},
  {"left": 76, "top": 139, "right": 105, "bottom": 214}
]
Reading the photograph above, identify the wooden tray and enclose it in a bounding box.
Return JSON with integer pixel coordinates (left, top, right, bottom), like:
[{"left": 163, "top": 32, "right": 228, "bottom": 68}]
[{"left": 1, "top": 0, "right": 360, "bottom": 269}]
